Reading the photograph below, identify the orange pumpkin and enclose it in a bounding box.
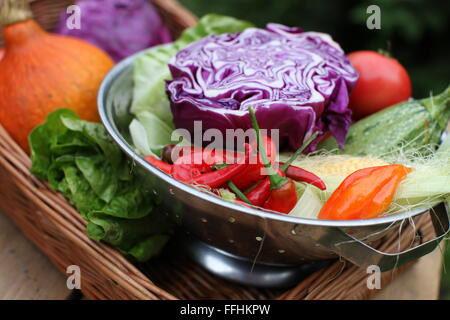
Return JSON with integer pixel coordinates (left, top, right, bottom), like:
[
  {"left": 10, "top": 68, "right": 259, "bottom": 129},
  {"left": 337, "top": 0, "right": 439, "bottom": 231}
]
[{"left": 0, "top": 0, "right": 114, "bottom": 152}]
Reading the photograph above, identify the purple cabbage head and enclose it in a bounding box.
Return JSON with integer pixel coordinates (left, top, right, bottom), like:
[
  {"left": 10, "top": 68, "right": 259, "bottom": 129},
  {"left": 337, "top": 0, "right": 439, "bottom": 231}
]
[
  {"left": 166, "top": 24, "right": 358, "bottom": 151},
  {"left": 56, "top": 0, "right": 172, "bottom": 62}
]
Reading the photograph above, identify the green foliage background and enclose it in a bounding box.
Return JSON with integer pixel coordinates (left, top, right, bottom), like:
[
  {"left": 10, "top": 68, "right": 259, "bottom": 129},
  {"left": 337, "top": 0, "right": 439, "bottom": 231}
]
[
  {"left": 180, "top": 0, "right": 450, "bottom": 299},
  {"left": 179, "top": 0, "right": 449, "bottom": 98}
]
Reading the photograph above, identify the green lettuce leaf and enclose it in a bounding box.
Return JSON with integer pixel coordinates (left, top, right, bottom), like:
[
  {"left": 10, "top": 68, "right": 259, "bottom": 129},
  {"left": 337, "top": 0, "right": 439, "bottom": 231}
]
[
  {"left": 129, "top": 111, "right": 174, "bottom": 157},
  {"left": 131, "top": 43, "right": 178, "bottom": 126},
  {"left": 29, "top": 109, "right": 172, "bottom": 261},
  {"left": 29, "top": 109, "right": 80, "bottom": 179},
  {"left": 127, "top": 235, "right": 169, "bottom": 262},
  {"left": 87, "top": 210, "right": 171, "bottom": 250}
]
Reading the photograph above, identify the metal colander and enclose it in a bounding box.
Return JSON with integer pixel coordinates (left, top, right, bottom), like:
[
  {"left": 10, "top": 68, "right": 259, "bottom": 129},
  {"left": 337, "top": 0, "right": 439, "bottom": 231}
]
[{"left": 98, "top": 54, "right": 449, "bottom": 287}]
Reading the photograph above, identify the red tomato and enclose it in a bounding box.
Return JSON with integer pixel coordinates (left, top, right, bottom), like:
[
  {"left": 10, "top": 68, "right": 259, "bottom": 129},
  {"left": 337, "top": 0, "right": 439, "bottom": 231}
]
[
  {"left": 0, "top": 48, "right": 4, "bottom": 60},
  {"left": 348, "top": 50, "right": 412, "bottom": 120}
]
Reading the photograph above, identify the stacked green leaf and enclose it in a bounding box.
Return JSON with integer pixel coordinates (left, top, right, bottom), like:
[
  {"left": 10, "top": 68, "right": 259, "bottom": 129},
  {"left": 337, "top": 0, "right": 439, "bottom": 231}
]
[{"left": 29, "top": 109, "right": 172, "bottom": 262}]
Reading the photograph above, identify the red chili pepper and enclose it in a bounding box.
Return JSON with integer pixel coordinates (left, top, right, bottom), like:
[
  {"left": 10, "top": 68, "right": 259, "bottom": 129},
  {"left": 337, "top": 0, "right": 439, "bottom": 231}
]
[
  {"left": 172, "top": 147, "right": 243, "bottom": 167},
  {"left": 190, "top": 163, "right": 248, "bottom": 188},
  {"left": 230, "top": 165, "right": 265, "bottom": 190},
  {"left": 246, "top": 169, "right": 284, "bottom": 207},
  {"left": 245, "top": 178, "right": 271, "bottom": 206},
  {"left": 171, "top": 163, "right": 203, "bottom": 182},
  {"left": 263, "top": 179, "right": 298, "bottom": 214},
  {"left": 174, "top": 152, "right": 214, "bottom": 169},
  {"left": 170, "top": 151, "right": 210, "bottom": 182},
  {"left": 170, "top": 143, "right": 248, "bottom": 184},
  {"left": 234, "top": 162, "right": 325, "bottom": 191},
  {"left": 283, "top": 164, "right": 326, "bottom": 190},
  {"left": 162, "top": 145, "right": 203, "bottom": 164},
  {"left": 144, "top": 155, "right": 172, "bottom": 174},
  {"left": 237, "top": 169, "right": 298, "bottom": 213},
  {"left": 248, "top": 107, "right": 298, "bottom": 214},
  {"left": 245, "top": 168, "right": 285, "bottom": 206},
  {"left": 231, "top": 136, "right": 276, "bottom": 189},
  {"left": 188, "top": 144, "right": 251, "bottom": 188}
]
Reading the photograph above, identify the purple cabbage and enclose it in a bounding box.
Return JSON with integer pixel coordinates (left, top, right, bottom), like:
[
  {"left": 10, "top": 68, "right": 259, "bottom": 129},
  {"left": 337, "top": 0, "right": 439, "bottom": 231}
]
[
  {"left": 56, "top": 0, "right": 172, "bottom": 62},
  {"left": 166, "top": 24, "right": 358, "bottom": 151}
]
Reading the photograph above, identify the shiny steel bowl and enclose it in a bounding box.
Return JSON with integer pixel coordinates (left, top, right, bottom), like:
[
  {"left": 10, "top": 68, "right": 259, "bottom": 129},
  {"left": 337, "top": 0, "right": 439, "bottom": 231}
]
[{"left": 98, "top": 54, "right": 449, "bottom": 278}]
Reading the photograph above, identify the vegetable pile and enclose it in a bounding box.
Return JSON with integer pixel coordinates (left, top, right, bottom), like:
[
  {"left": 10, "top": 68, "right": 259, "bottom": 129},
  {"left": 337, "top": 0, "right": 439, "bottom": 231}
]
[
  {"left": 144, "top": 102, "right": 449, "bottom": 220},
  {"left": 166, "top": 23, "right": 358, "bottom": 150},
  {"left": 6, "top": 9, "right": 446, "bottom": 262},
  {"left": 56, "top": 0, "right": 172, "bottom": 62},
  {"left": 30, "top": 109, "right": 172, "bottom": 262},
  {"left": 129, "top": 15, "right": 450, "bottom": 221},
  {"left": 146, "top": 107, "right": 326, "bottom": 214}
]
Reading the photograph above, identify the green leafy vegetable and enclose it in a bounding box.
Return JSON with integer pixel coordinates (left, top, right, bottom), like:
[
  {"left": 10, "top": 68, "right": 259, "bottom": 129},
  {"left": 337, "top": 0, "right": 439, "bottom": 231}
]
[
  {"left": 129, "top": 111, "right": 173, "bottom": 157},
  {"left": 29, "top": 109, "right": 172, "bottom": 261}
]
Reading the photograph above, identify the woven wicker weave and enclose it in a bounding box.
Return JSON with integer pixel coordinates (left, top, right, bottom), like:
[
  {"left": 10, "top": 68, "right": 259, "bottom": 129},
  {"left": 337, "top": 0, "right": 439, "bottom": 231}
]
[{"left": 0, "top": 0, "right": 437, "bottom": 300}]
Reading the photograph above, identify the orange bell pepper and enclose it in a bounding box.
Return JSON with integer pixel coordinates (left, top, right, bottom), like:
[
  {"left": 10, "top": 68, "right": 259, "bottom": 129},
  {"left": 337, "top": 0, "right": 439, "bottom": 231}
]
[{"left": 318, "top": 164, "right": 412, "bottom": 220}]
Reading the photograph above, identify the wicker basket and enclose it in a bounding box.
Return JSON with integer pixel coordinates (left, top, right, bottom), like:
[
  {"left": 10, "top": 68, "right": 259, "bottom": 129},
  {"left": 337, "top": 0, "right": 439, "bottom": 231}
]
[{"left": 0, "top": 0, "right": 437, "bottom": 300}]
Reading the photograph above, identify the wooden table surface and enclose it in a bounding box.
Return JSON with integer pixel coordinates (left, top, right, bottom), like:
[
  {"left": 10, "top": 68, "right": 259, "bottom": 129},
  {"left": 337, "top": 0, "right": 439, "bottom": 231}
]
[
  {"left": 0, "top": 212, "right": 71, "bottom": 299},
  {"left": 0, "top": 210, "right": 444, "bottom": 300}
]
